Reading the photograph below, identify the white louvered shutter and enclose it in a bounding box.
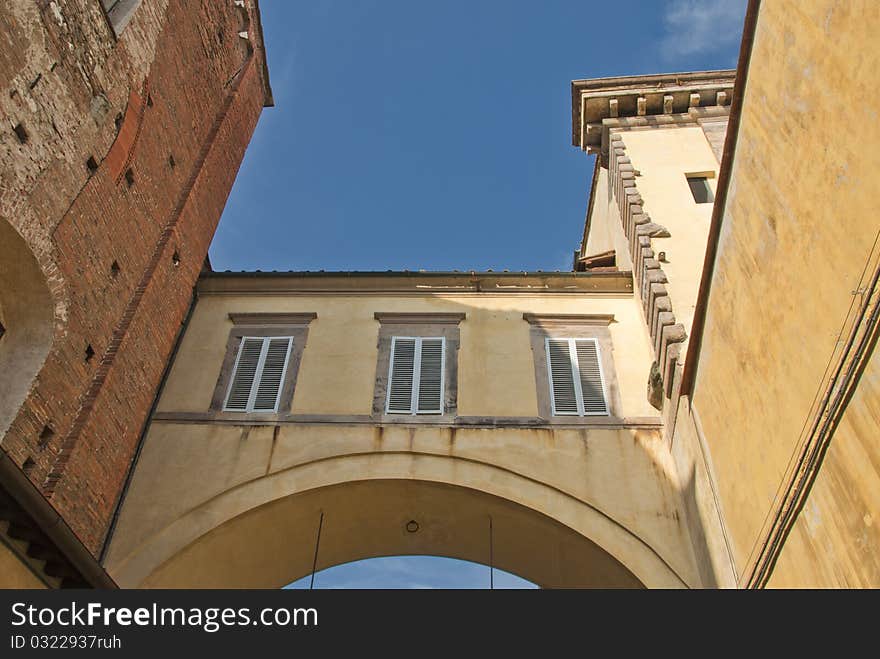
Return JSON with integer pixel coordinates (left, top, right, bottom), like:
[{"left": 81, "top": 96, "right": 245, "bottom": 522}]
[
  {"left": 224, "top": 338, "right": 264, "bottom": 411},
  {"left": 387, "top": 337, "right": 416, "bottom": 413},
  {"left": 547, "top": 338, "right": 578, "bottom": 415},
  {"left": 253, "top": 337, "right": 293, "bottom": 411},
  {"left": 546, "top": 337, "right": 609, "bottom": 416},
  {"left": 224, "top": 336, "right": 293, "bottom": 412},
  {"left": 386, "top": 336, "right": 445, "bottom": 415},
  {"left": 574, "top": 339, "right": 609, "bottom": 415},
  {"left": 417, "top": 338, "right": 444, "bottom": 414}
]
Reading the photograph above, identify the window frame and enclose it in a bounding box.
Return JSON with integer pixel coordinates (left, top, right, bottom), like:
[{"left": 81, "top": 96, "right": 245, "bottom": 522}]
[
  {"left": 544, "top": 337, "right": 609, "bottom": 417},
  {"left": 385, "top": 335, "right": 447, "bottom": 416},
  {"left": 524, "top": 314, "right": 621, "bottom": 422},
  {"left": 222, "top": 335, "right": 294, "bottom": 413},
  {"left": 372, "top": 313, "right": 464, "bottom": 423},
  {"left": 685, "top": 173, "right": 715, "bottom": 204},
  {"left": 100, "top": 0, "right": 142, "bottom": 37},
  {"left": 210, "top": 313, "right": 316, "bottom": 416}
]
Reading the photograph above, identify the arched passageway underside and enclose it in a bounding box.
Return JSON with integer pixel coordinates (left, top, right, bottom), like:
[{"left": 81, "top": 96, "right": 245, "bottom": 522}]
[
  {"left": 136, "top": 479, "right": 647, "bottom": 588},
  {"left": 106, "top": 425, "right": 697, "bottom": 588}
]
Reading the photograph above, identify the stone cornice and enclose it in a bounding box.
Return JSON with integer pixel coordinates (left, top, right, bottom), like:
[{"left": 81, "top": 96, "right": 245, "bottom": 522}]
[
  {"left": 227, "top": 312, "right": 317, "bottom": 325},
  {"left": 522, "top": 313, "right": 615, "bottom": 327},
  {"left": 151, "top": 411, "right": 662, "bottom": 429},
  {"left": 374, "top": 312, "right": 466, "bottom": 325},
  {"left": 199, "top": 271, "right": 634, "bottom": 295},
  {"left": 571, "top": 70, "right": 736, "bottom": 159}
]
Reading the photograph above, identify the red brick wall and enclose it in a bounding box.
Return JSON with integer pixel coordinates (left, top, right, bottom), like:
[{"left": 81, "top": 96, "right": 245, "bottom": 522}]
[{"left": 0, "top": 0, "right": 270, "bottom": 553}]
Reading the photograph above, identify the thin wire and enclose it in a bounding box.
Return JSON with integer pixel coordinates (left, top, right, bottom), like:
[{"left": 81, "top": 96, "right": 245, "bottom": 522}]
[
  {"left": 489, "top": 515, "right": 494, "bottom": 590},
  {"left": 743, "top": 225, "right": 880, "bottom": 576},
  {"left": 309, "top": 511, "right": 324, "bottom": 590}
]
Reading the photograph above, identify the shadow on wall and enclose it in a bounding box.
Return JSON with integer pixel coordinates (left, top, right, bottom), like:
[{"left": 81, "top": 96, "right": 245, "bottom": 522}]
[
  {"left": 115, "top": 478, "right": 650, "bottom": 589},
  {"left": 0, "top": 218, "right": 54, "bottom": 439}
]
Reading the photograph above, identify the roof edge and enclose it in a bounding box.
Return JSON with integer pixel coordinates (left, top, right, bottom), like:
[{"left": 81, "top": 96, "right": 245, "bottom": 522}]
[
  {"left": 250, "top": 0, "right": 274, "bottom": 107},
  {"left": 198, "top": 270, "right": 634, "bottom": 295},
  {"left": 571, "top": 68, "right": 737, "bottom": 148}
]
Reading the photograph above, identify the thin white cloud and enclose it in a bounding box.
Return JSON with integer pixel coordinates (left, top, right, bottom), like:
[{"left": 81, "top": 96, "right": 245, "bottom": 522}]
[{"left": 660, "top": 0, "right": 747, "bottom": 60}]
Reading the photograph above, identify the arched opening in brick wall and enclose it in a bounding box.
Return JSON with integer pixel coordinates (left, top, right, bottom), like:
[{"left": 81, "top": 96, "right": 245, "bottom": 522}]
[{"left": 0, "top": 218, "right": 53, "bottom": 439}]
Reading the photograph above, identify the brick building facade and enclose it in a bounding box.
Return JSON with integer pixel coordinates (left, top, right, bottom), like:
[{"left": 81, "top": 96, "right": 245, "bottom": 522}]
[{"left": 0, "top": 0, "right": 271, "bottom": 586}]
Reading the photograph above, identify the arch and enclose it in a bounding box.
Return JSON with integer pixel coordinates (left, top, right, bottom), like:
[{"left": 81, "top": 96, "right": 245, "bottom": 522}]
[
  {"left": 108, "top": 451, "right": 689, "bottom": 588},
  {"left": 0, "top": 218, "right": 54, "bottom": 438},
  {"left": 286, "top": 555, "right": 537, "bottom": 589}
]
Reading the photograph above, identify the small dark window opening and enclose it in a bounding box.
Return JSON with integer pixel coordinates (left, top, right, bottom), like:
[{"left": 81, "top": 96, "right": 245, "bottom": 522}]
[
  {"left": 114, "top": 112, "right": 124, "bottom": 131},
  {"left": 110, "top": 260, "right": 121, "bottom": 278},
  {"left": 22, "top": 457, "right": 36, "bottom": 474},
  {"left": 687, "top": 176, "right": 714, "bottom": 204},
  {"left": 13, "top": 123, "right": 28, "bottom": 144},
  {"left": 86, "top": 156, "right": 99, "bottom": 174},
  {"left": 124, "top": 168, "right": 135, "bottom": 187},
  {"left": 38, "top": 425, "right": 54, "bottom": 448},
  {"left": 171, "top": 251, "right": 181, "bottom": 267},
  {"left": 168, "top": 154, "right": 176, "bottom": 169},
  {"left": 146, "top": 93, "right": 153, "bottom": 107},
  {"left": 85, "top": 344, "right": 95, "bottom": 362},
  {"left": 0, "top": 320, "right": 5, "bottom": 340}
]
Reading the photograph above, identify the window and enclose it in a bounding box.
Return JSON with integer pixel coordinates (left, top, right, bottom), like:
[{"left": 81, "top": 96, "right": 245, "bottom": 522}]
[
  {"left": 101, "top": 0, "right": 142, "bottom": 35},
  {"left": 372, "top": 312, "right": 464, "bottom": 420},
  {"left": 210, "top": 312, "right": 315, "bottom": 415},
  {"left": 223, "top": 336, "right": 293, "bottom": 412},
  {"left": 686, "top": 175, "right": 714, "bottom": 204},
  {"left": 524, "top": 313, "right": 619, "bottom": 421},
  {"left": 545, "top": 338, "right": 609, "bottom": 416},
  {"left": 386, "top": 337, "right": 445, "bottom": 415}
]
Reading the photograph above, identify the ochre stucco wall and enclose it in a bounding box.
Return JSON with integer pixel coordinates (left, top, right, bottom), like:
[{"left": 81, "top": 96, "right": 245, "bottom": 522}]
[
  {"left": 679, "top": 0, "right": 880, "bottom": 586},
  {"left": 767, "top": 340, "right": 880, "bottom": 587},
  {"left": 106, "top": 423, "right": 696, "bottom": 588},
  {"left": 106, "top": 288, "right": 707, "bottom": 588},
  {"left": 0, "top": 539, "right": 48, "bottom": 589},
  {"left": 619, "top": 126, "right": 719, "bottom": 348},
  {"left": 157, "top": 293, "right": 659, "bottom": 420},
  {"left": 584, "top": 167, "right": 632, "bottom": 271}
]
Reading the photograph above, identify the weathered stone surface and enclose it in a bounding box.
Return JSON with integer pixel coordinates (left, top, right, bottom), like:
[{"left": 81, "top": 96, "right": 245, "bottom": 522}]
[{"left": 638, "top": 222, "right": 671, "bottom": 238}]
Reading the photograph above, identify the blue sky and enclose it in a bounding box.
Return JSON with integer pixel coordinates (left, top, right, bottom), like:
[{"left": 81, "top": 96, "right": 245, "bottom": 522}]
[
  {"left": 210, "top": 0, "right": 745, "bottom": 273},
  {"left": 285, "top": 556, "right": 536, "bottom": 589},
  {"left": 211, "top": 0, "right": 746, "bottom": 588}
]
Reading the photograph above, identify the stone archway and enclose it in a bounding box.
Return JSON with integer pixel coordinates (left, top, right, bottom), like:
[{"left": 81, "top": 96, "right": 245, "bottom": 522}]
[
  {"left": 0, "top": 218, "right": 54, "bottom": 439},
  {"left": 107, "top": 434, "right": 694, "bottom": 589},
  {"left": 135, "top": 479, "right": 647, "bottom": 588}
]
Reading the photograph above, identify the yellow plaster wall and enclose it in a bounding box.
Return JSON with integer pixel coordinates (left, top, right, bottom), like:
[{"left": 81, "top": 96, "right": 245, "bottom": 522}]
[
  {"left": 139, "top": 480, "right": 647, "bottom": 589},
  {"left": 0, "top": 539, "right": 48, "bottom": 589},
  {"left": 584, "top": 167, "right": 632, "bottom": 271},
  {"left": 619, "top": 126, "right": 719, "bottom": 348},
  {"left": 681, "top": 0, "right": 880, "bottom": 586},
  {"left": 105, "top": 423, "right": 697, "bottom": 588},
  {"left": 157, "top": 293, "right": 658, "bottom": 419},
  {"left": 107, "top": 288, "right": 706, "bottom": 588},
  {"left": 767, "top": 340, "right": 880, "bottom": 587}
]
